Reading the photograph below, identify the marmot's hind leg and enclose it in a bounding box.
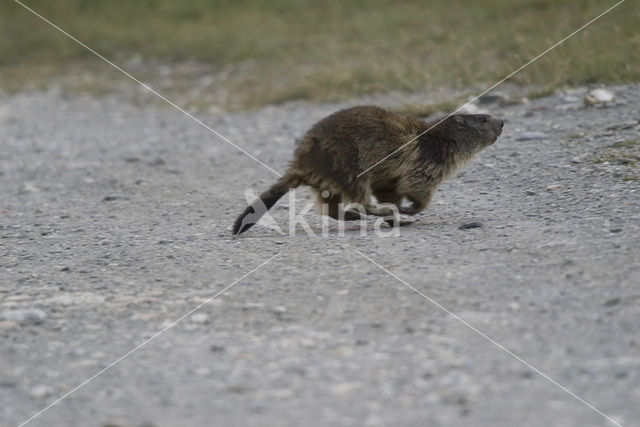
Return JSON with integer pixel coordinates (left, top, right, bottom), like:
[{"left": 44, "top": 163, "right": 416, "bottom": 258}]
[
  {"left": 399, "top": 191, "right": 432, "bottom": 215},
  {"left": 372, "top": 187, "right": 403, "bottom": 207},
  {"left": 364, "top": 204, "right": 397, "bottom": 217},
  {"left": 316, "top": 191, "right": 363, "bottom": 221}
]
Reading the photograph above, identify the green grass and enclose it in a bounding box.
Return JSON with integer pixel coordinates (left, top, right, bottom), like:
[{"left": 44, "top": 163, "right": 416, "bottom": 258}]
[
  {"left": 611, "top": 139, "right": 639, "bottom": 149},
  {"left": 526, "top": 86, "right": 557, "bottom": 100},
  {"left": 592, "top": 139, "right": 640, "bottom": 183},
  {"left": 1, "top": 0, "right": 639, "bottom": 109},
  {"left": 592, "top": 152, "right": 639, "bottom": 165}
]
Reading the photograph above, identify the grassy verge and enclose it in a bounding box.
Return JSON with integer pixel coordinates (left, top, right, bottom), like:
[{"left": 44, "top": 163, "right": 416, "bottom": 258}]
[
  {"left": 592, "top": 139, "right": 640, "bottom": 182},
  {"left": 1, "top": 0, "right": 638, "bottom": 110}
]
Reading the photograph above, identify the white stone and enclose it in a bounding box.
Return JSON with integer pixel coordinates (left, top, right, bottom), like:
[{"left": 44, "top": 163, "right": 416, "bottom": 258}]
[
  {"left": 584, "top": 88, "right": 615, "bottom": 107},
  {"left": 30, "top": 384, "right": 53, "bottom": 399},
  {"left": 0, "top": 309, "right": 46, "bottom": 325},
  {"left": 458, "top": 103, "right": 488, "bottom": 114},
  {"left": 190, "top": 312, "right": 210, "bottom": 324},
  {"left": 516, "top": 131, "right": 548, "bottom": 141}
]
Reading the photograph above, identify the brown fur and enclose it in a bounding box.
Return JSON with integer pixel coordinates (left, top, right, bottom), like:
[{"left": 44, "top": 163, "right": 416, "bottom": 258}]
[{"left": 233, "top": 105, "right": 503, "bottom": 235}]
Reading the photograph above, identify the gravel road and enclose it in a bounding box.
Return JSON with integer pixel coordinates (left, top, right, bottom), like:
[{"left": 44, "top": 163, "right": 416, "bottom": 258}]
[{"left": 1, "top": 84, "right": 639, "bottom": 427}]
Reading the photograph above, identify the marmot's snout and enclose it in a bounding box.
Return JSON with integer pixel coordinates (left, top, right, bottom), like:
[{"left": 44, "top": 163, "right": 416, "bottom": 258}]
[
  {"left": 472, "top": 115, "right": 503, "bottom": 144},
  {"left": 490, "top": 117, "right": 504, "bottom": 143}
]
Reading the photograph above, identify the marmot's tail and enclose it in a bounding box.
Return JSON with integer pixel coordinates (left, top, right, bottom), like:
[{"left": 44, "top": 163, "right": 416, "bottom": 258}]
[{"left": 232, "top": 173, "right": 301, "bottom": 236}]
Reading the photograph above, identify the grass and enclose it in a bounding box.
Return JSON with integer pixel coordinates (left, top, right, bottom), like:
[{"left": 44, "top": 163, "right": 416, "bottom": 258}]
[
  {"left": 1, "top": 0, "right": 639, "bottom": 110},
  {"left": 526, "top": 86, "right": 557, "bottom": 100},
  {"left": 592, "top": 152, "right": 638, "bottom": 165},
  {"left": 611, "top": 139, "right": 639, "bottom": 149},
  {"left": 592, "top": 139, "right": 640, "bottom": 183}
]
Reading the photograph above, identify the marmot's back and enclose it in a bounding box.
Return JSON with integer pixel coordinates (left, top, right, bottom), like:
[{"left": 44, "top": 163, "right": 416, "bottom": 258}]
[
  {"left": 306, "top": 105, "right": 419, "bottom": 153},
  {"left": 292, "top": 106, "right": 422, "bottom": 194}
]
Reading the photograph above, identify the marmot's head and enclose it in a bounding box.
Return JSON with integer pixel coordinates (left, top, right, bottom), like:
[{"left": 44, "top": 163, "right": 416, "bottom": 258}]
[
  {"left": 421, "top": 114, "right": 503, "bottom": 168},
  {"left": 446, "top": 113, "right": 503, "bottom": 148}
]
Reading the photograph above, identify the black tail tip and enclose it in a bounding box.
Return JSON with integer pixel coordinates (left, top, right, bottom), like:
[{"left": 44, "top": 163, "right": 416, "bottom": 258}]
[
  {"left": 232, "top": 220, "right": 255, "bottom": 236},
  {"left": 232, "top": 207, "right": 257, "bottom": 236}
]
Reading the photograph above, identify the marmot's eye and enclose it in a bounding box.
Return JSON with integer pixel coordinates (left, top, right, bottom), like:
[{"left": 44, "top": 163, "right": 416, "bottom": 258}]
[{"left": 480, "top": 116, "right": 488, "bottom": 123}]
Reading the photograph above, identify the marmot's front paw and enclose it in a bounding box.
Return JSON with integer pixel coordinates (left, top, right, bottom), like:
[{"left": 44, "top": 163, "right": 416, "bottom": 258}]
[{"left": 384, "top": 214, "right": 416, "bottom": 227}]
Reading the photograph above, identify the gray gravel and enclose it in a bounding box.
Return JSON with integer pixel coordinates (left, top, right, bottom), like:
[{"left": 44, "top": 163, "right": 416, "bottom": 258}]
[{"left": 1, "top": 84, "right": 639, "bottom": 427}]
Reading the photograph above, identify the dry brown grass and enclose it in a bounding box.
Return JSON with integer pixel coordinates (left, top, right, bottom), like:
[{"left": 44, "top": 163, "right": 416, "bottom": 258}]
[{"left": 1, "top": 0, "right": 638, "bottom": 109}]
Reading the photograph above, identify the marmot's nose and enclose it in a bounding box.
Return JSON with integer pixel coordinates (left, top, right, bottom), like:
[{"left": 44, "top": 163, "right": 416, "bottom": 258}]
[{"left": 498, "top": 119, "right": 504, "bottom": 128}]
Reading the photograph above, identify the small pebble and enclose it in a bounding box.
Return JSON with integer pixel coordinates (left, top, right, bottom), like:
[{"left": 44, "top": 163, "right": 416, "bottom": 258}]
[
  {"left": 331, "top": 381, "right": 361, "bottom": 396},
  {"left": 526, "top": 190, "right": 536, "bottom": 196},
  {"left": 603, "top": 297, "right": 621, "bottom": 307},
  {"left": 30, "top": 384, "right": 53, "bottom": 399},
  {"left": 606, "top": 121, "right": 637, "bottom": 131},
  {"left": 0, "top": 378, "right": 17, "bottom": 388},
  {"left": 459, "top": 222, "right": 483, "bottom": 230},
  {"left": 458, "top": 103, "right": 487, "bottom": 114},
  {"left": 190, "top": 312, "right": 210, "bottom": 324},
  {"left": 227, "top": 385, "right": 246, "bottom": 394},
  {"left": 340, "top": 323, "right": 354, "bottom": 334},
  {"left": 546, "top": 184, "right": 563, "bottom": 191},
  {"left": 20, "top": 182, "right": 40, "bottom": 193},
  {"left": 332, "top": 345, "right": 355, "bottom": 358},
  {"left": 0, "top": 309, "right": 46, "bottom": 325},
  {"left": 615, "top": 158, "right": 635, "bottom": 165},
  {"left": 478, "top": 91, "right": 511, "bottom": 105},
  {"left": 516, "top": 131, "right": 548, "bottom": 141},
  {"left": 0, "top": 320, "right": 19, "bottom": 330},
  {"left": 148, "top": 158, "right": 166, "bottom": 167},
  {"left": 562, "top": 95, "right": 581, "bottom": 103},
  {"left": 101, "top": 421, "right": 128, "bottom": 427},
  {"left": 271, "top": 305, "right": 287, "bottom": 314},
  {"left": 210, "top": 344, "right": 225, "bottom": 353},
  {"left": 299, "top": 338, "right": 316, "bottom": 348},
  {"left": 194, "top": 367, "right": 211, "bottom": 377}
]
